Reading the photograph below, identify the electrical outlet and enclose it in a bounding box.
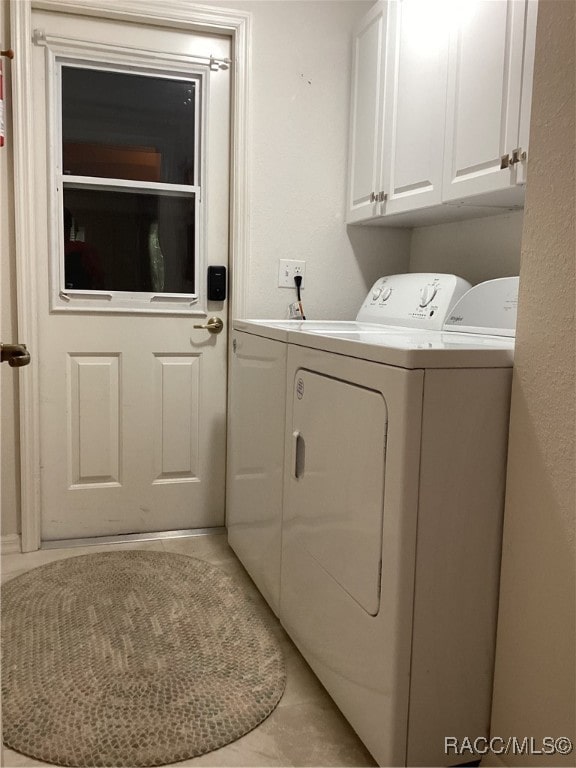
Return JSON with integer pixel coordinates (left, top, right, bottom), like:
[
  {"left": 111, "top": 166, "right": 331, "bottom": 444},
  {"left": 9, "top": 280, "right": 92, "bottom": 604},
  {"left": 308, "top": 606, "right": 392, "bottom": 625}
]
[{"left": 278, "top": 259, "right": 306, "bottom": 288}]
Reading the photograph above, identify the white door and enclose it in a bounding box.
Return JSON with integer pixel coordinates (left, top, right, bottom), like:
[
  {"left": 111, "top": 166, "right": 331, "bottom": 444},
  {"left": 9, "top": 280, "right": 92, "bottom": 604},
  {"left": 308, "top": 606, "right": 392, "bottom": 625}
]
[
  {"left": 346, "top": 2, "right": 388, "bottom": 224},
  {"left": 442, "top": 0, "right": 527, "bottom": 201},
  {"left": 380, "top": 0, "right": 449, "bottom": 215},
  {"left": 31, "top": 9, "right": 231, "bottom": 540}
]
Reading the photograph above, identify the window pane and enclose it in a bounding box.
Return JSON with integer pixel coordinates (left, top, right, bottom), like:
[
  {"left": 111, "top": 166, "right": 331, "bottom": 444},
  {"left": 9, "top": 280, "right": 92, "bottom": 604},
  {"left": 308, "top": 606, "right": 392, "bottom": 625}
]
[
  {"left": 62, "top": 68, "right": 196, "bottom": 185},
  {"left": 63, "top": 188, "right": 196, "bottom": 294}
]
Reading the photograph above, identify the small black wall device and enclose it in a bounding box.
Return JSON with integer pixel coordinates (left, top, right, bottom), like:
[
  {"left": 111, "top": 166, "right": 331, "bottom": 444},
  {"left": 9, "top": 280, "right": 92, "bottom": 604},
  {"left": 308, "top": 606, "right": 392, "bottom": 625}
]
[{"left": 207, "top": 266, "right": 227, "bottom": 301}]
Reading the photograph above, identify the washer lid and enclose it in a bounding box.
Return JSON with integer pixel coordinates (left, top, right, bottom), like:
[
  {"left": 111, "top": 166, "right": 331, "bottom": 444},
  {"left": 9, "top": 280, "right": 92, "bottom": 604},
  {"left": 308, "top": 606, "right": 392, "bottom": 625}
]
[{"left": 443, "top": 277, "right": 519, "bottom": 337}]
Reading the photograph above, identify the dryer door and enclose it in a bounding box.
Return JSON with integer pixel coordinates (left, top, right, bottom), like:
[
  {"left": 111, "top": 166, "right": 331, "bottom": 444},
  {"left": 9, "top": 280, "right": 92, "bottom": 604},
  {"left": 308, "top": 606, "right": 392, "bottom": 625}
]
[{"left": 288, "top": 369, "right": 387, "bottom": 615}]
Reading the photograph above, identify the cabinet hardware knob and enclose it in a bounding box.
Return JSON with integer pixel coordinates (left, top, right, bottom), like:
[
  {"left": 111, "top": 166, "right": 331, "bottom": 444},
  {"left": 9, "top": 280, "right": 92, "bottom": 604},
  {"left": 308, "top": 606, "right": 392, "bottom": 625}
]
[
  {"left": 500, "top": 153, "right": 510, "bottom": 169},
  {"left": 510, "top": 148, "right": 521, "bottom": 165},
  {"left": 510, "top": 148, "right": 526, "bottom": 165}
]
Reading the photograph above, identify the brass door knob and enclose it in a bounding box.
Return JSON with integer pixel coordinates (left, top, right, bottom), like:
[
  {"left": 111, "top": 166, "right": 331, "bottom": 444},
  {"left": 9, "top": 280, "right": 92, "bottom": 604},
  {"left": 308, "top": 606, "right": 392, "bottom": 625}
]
[{"left": 193, "top": 317, "right": 224, "bottom": 334}]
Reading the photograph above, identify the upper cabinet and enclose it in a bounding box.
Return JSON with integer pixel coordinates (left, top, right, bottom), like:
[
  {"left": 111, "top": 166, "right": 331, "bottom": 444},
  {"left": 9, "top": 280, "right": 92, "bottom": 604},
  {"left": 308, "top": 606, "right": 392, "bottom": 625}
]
[
  {"left": 347, "top": 3, "right": 388, "bottom": 223},
  {"left": 443, "top": 0, "right": 535, "bottom": 202},
  {"left": 380, "top": 1, "right": 449, "bottom": 216},
  {"left": 347, "top": 0, "right": 538, "bottom": 226}
]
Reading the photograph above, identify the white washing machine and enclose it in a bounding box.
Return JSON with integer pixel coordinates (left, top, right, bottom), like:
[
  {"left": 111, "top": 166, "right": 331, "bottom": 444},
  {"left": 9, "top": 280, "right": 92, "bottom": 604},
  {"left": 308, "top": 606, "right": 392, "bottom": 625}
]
[{"left": 227, "top": 274, "right": 518, "bottom": 767}]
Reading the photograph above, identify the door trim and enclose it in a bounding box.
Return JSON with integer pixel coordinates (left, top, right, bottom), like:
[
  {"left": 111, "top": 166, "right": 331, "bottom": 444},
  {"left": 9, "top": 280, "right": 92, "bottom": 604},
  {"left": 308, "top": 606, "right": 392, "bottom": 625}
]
[{"left": 10, "top": 0, "right": 252, "bottom": 551}]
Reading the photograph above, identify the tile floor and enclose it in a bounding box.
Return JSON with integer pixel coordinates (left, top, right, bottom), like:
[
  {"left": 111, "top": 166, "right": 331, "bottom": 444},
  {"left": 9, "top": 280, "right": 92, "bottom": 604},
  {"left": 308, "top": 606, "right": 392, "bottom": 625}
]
[{"left": 1, "top": 533, "right": 376, "bottom": 768}]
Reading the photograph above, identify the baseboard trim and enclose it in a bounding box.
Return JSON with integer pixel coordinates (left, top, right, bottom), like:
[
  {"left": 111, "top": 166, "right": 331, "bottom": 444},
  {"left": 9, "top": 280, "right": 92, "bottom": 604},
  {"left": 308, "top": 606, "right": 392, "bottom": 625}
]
[
  {"left": 41, "top": 527, "right": 226, "bottom": 550},
  {"left": 1, "top": 534, "right": 22, "bottom": 554}
]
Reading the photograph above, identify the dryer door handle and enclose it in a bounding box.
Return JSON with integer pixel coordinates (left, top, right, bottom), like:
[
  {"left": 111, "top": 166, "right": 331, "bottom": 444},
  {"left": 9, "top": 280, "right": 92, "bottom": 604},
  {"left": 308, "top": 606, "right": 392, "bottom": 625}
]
[{"left": 293, "top": 430, "right": 305, "bottom": 479}]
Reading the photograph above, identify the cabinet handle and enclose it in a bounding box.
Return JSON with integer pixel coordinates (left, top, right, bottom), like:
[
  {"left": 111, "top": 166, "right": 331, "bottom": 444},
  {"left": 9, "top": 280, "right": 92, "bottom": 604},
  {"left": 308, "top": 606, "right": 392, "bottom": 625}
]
[
  {"left": 370, "top": 191, "right": 376, "bottom": 203},
  {"left": 500, "top": 153, "right": 510, "bottom": 169},
  {"left": 510, "top": 148, "right": 527, "bottom": 165},
  {"left": 378, "top": 191, "right": 388, "bottom": 203}
]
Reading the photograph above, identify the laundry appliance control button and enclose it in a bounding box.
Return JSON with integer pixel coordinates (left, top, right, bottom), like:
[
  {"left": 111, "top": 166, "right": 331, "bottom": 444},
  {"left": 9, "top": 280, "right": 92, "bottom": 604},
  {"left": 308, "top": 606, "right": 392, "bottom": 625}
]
[
  {"left": 380, "top": 287, "right": 392, "bottom": 302},
  {"left": 419, "top": 285, "right": 438, "bottom": 307}
]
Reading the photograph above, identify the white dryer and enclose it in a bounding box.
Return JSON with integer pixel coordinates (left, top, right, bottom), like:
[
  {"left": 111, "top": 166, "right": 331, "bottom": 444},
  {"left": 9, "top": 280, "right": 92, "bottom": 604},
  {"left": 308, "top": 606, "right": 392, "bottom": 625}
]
[
  {"left": 227, "top": 274, "right": 518, "bottom": 767},
  {"left": 227, "top": 273, "right": 471, "bottom": 614}
]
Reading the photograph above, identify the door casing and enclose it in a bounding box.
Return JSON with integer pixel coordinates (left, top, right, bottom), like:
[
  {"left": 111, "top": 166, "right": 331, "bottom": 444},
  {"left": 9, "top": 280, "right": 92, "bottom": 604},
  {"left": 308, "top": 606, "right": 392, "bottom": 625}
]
[{"left": 10, "top": 0, "right": 252, "bottom": 551}]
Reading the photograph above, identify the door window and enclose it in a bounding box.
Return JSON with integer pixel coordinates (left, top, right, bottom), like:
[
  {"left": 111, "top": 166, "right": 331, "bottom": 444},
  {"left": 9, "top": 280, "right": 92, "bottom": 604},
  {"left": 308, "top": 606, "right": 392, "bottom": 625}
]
[{"left": 54, "top": 62, "right": 204, "bottom": 311}]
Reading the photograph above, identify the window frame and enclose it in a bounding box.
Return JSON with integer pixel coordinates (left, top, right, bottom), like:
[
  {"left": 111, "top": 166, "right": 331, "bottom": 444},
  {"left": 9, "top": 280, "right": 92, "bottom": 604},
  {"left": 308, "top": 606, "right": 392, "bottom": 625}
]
[{"left": 48, "top": 53, "right": 209, "bottom": 315}]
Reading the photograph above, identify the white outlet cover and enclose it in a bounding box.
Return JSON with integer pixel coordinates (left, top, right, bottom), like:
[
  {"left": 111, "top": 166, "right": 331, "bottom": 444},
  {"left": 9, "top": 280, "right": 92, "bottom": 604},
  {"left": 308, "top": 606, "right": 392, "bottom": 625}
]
[{"left": 278, "top": 259, "right": 306, "bottom": 288}]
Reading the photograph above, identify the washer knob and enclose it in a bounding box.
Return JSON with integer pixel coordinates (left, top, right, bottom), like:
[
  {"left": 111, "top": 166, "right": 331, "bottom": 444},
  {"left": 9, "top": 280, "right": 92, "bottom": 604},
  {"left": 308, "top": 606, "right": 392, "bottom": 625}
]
[
  {"left": 372, "top": 286, "right": 383, "bottom": 300},
  {"left": 380, "top": 287, "right": 392, "bottom": 302},
  {"left": 419, "top": 285, "right": 437, "bottom": 307}
]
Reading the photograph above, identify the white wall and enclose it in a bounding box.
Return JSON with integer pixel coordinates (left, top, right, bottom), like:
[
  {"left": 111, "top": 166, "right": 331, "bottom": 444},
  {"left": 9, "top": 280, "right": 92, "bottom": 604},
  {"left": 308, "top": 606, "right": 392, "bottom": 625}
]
[
  {"left": 409, "top": 211, "right": 523, "bottom": 284},
  {"left": 204, "top": 0, "right": 412, "bottom": 320},
  {"left": 485, "top": 1, "right": 576, "bottom": 763}
]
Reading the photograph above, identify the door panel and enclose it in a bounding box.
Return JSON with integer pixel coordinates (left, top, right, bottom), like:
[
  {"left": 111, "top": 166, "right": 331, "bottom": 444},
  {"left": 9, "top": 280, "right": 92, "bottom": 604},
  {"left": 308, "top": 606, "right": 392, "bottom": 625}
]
[
  {"left": 153, "top": 355, "right": 201, "bottom": 481},
  {"left": 289, "top": 370, "right": 387, "bottom": 616},
  {"left": 32, "top": 10, "right": 230, "bottom": 540},
  {"left": 68, "top": 354, "right": 121, "bottom": 487}
]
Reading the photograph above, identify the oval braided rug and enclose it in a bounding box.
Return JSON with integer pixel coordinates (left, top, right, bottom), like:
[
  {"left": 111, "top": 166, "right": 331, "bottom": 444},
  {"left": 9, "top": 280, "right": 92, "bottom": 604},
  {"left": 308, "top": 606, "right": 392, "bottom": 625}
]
[{"left": 1, "top": 550, "right": 286, "bottom": 767}]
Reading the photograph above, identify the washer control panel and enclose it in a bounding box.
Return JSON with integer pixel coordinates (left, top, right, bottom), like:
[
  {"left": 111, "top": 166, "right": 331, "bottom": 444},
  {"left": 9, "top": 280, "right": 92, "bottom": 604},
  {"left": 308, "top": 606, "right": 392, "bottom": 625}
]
[{"left": 356, "top": 273, "right": 472, "bottom": 330}]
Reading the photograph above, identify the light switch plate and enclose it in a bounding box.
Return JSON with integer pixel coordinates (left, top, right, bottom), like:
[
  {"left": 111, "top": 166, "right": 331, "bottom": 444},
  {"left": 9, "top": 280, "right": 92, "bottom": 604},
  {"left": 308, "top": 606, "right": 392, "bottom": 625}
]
[{"left": 278, "top": 259, "right": 306, "bottom": 288}]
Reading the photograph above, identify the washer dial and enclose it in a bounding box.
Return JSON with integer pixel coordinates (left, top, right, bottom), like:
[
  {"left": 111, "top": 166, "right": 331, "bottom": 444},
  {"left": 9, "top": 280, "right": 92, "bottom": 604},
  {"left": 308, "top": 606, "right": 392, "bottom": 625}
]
[{"left": 419, "top": 285, "right": 438, "bottom": 308}]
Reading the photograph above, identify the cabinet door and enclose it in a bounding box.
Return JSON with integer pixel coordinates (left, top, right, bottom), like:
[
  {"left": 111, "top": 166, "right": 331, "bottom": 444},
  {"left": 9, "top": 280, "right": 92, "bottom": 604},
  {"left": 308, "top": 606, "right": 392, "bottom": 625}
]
[
  {"left": 380, "top": 0, "right": 449, "bottom": 215},
  {"left": 347, "top": 2, "right": 388, "bottom": 223},
  {"left": 442, "top": 0, "right": 527, "bottom": 202}
]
